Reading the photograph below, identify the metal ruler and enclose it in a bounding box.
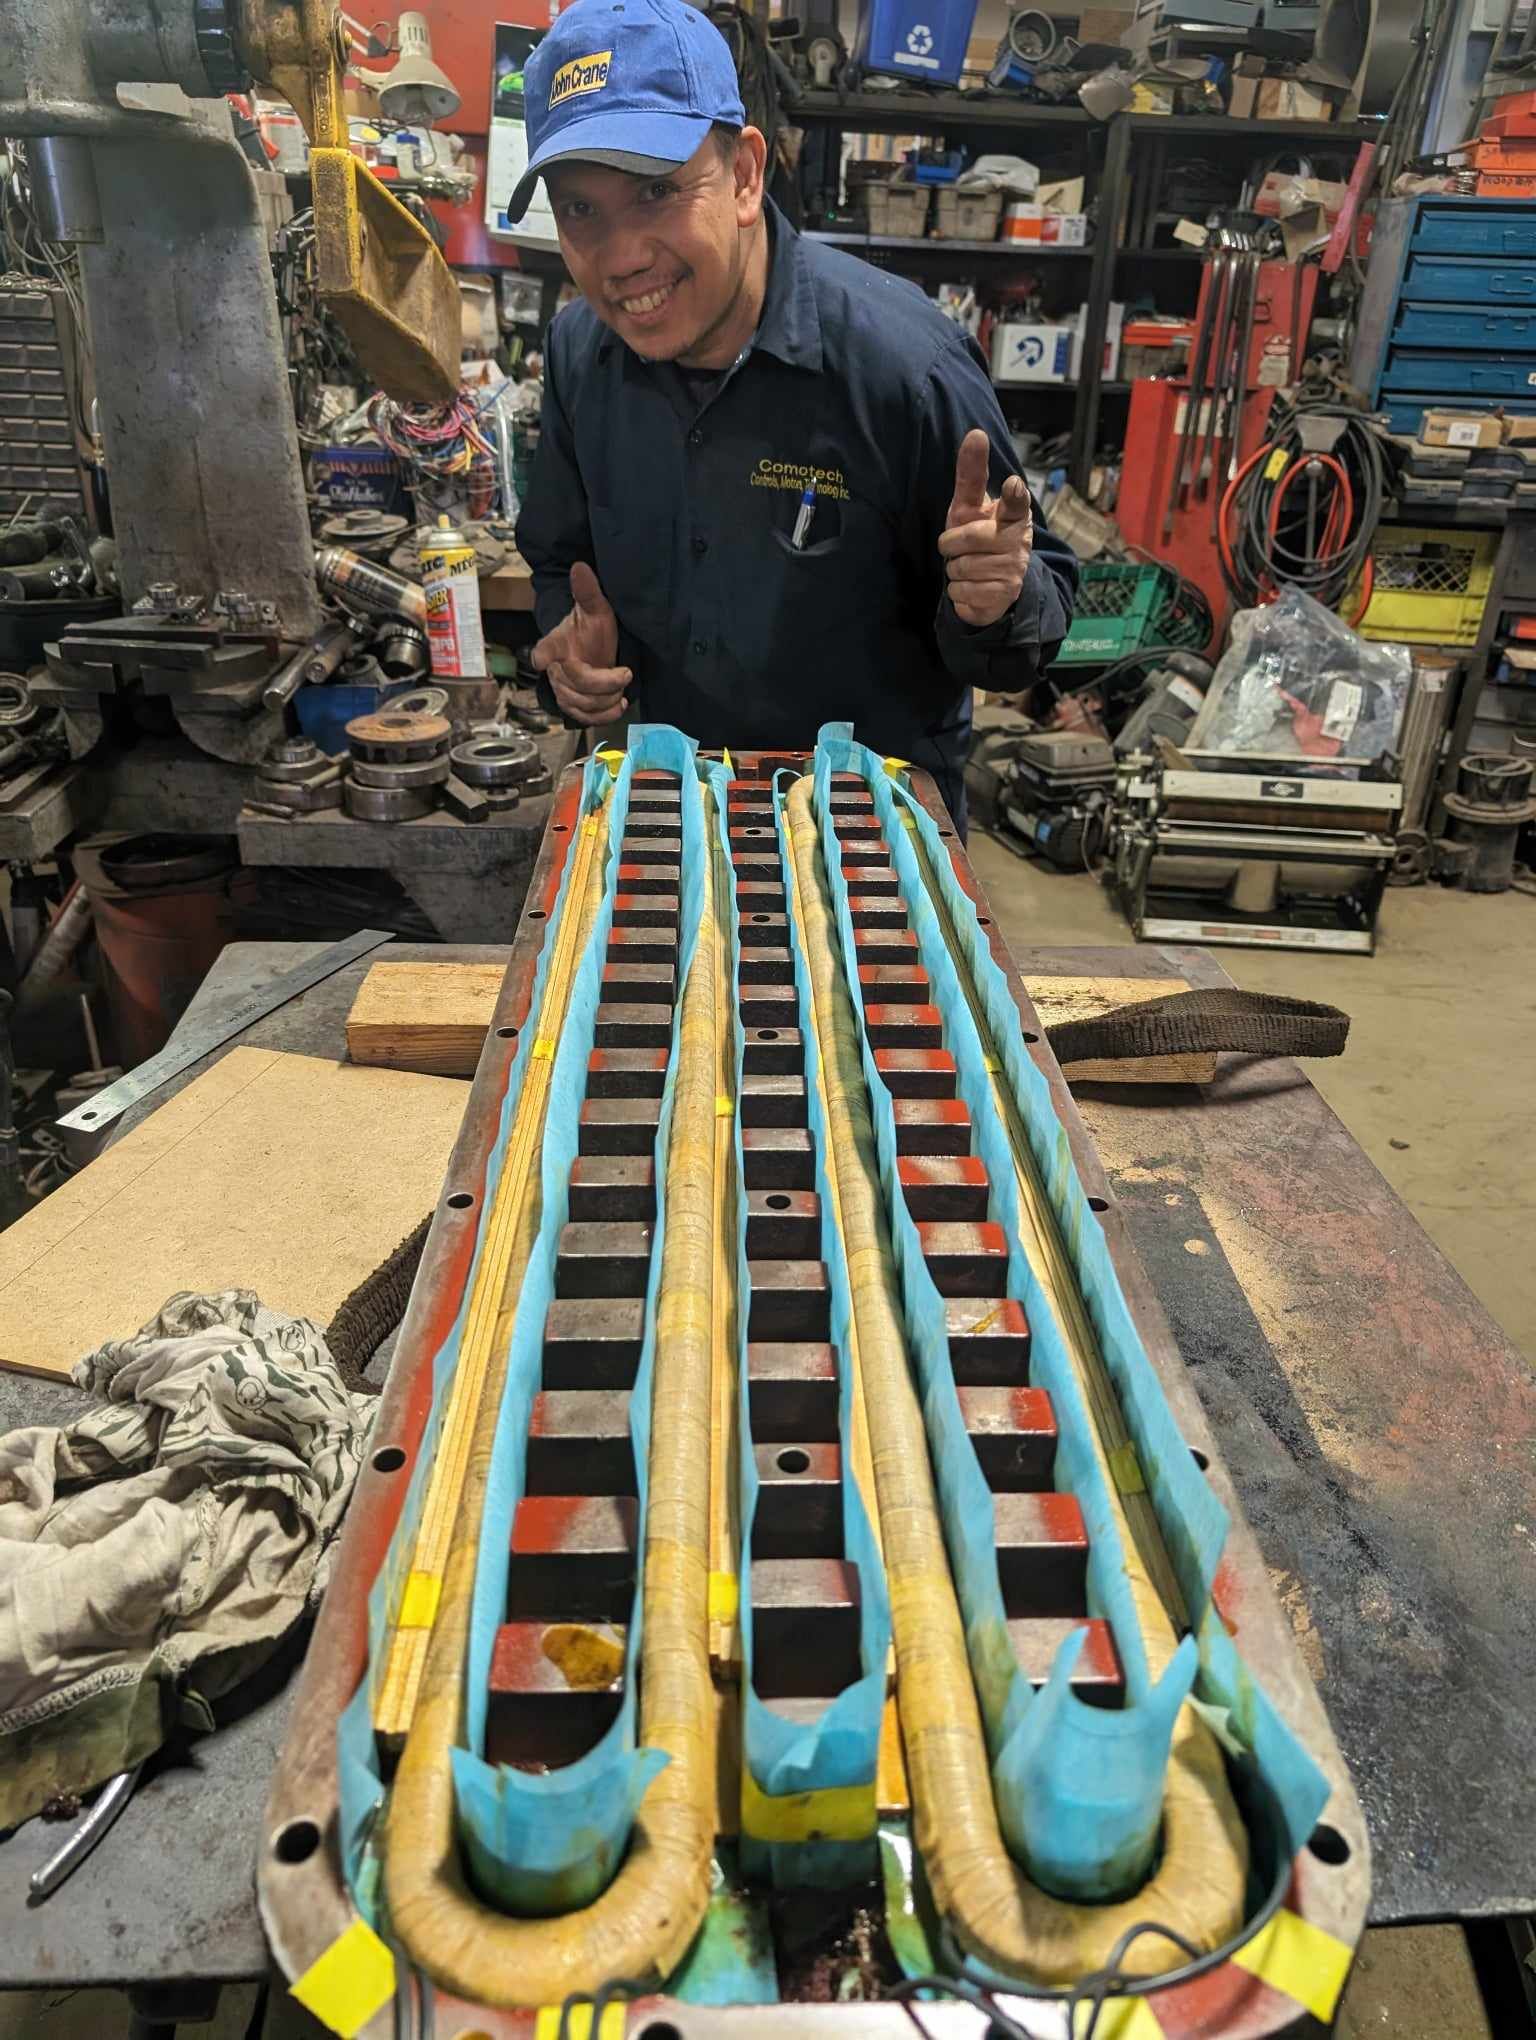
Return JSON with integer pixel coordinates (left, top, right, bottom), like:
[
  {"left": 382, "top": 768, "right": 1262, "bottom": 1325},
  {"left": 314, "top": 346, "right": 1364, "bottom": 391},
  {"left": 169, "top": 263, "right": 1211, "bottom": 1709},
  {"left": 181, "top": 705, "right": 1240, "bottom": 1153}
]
[{"left": 56, "top": 927, "right": 396, "bottom": 1145}]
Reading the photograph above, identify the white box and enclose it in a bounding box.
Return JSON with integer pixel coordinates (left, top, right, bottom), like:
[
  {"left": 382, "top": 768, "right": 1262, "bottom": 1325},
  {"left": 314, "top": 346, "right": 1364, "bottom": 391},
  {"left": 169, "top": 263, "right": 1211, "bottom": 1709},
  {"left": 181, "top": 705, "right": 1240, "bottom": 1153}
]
[
  {"left": 991, "top": 321, "right": 1075, "bottom": 383},
  {"left": 1040, "top": 213, "right": 1089, "bottom": 245},
  {"left": 1068, "top": 300, "right": 1126, "bottom": 382}
]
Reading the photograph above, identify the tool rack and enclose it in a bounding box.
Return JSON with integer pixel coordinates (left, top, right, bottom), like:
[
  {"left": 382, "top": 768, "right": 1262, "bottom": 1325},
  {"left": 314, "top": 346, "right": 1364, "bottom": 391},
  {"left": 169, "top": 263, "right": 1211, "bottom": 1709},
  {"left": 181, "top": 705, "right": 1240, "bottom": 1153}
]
[{"left": 258, "top": 744, "right": 1368, "bottom": 2037}]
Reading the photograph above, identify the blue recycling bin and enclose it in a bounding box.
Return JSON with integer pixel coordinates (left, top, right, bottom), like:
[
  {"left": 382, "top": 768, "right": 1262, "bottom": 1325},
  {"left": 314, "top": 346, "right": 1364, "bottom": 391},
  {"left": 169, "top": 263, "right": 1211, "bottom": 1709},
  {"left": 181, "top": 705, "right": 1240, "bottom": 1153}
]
[{"left": 854, "top": 0, "right": 981, "bottom": 87}]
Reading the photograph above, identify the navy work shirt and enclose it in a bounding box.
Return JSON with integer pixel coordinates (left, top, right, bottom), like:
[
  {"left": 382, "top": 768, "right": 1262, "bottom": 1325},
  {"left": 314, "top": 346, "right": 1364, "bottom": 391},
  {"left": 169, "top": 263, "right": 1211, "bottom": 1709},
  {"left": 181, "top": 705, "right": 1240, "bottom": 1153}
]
[{"left": 518, "top": 201, "right": 1078, "bottom": 823}]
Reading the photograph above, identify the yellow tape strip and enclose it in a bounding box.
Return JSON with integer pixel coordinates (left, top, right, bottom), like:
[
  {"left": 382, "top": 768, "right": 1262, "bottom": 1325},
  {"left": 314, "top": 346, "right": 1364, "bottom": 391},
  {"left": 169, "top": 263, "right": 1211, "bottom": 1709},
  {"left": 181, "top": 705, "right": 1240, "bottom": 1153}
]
[
  {"left": 532, "top": 1037, "right": 556, "bottom": 1060},
  {"left": 396, "top": 1570, "right": 441, "bottom": 1629},
  {"left": 1233, "top": 1906, "right": 1354, "bottom": 2023},
  {"left": 1108, "top": 1440, "right": 1147, "bottom": 1496},
  {"left": 715, "top": 1095, "right": 734, "bottom": 1117},
  {"left": 289, "top": 1919, "right": 396, "bottom": 2038},
  {"left": 722, "top": 745, "right": 734, "bottom": 773},
  {"left": 883, "top": 755, "right": 910, "bottom": 777},
  {"left": 595, "top": 747, "right": 625, "bottom": 776},
  {"left": 983, "top": 1053, "right": 1000, "bottom": 1074},
  {"left": 707, "top": 1569, "right": 739, "bottom": 1622},
  {"left": 1264, "top": 446, "right": 1290, "bottom": 481},
  {"left": 740, "top": 1766, "right": 877, "bottom": 1844},
  {"left": 534, "top": 2003, "right": 628, "bottom": 2040}
]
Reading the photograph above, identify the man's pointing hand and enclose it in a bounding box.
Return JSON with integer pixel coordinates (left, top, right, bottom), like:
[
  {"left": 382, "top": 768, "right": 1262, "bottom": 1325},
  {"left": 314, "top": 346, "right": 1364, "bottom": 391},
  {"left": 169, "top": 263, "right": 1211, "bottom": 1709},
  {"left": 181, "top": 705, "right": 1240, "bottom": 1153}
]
[{"left": 937, "top": 427, "right": 1033, "bottom": 629}]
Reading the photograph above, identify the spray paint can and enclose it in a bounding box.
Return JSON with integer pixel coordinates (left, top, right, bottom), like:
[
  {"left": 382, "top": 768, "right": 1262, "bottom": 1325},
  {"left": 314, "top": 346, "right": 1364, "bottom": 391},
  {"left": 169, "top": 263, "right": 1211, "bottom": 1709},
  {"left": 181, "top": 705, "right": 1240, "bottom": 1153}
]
[
  {"left": 420, "top": 515, "right": 487, "bottom": 679},
  {"left": 314, "top": 545, "right": 427, "bottom": 625}
]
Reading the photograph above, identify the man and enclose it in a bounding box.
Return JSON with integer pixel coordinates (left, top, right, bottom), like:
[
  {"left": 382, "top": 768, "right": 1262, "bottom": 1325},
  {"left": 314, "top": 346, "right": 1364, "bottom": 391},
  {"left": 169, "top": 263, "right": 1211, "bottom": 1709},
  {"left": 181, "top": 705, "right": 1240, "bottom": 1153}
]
[{"left": 512, "top": 0, "right": 1077, "bottom": 829}]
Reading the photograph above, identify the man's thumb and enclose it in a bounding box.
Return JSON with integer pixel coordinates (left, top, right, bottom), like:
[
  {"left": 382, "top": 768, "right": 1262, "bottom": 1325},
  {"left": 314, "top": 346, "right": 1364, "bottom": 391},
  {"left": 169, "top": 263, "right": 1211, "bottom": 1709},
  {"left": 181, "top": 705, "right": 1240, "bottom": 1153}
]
[
  {"left": 996, "top": 473, "right": 1032, "bottom": 529},
  {"left": 947, "top": 429, "right": 991, "bottom": 527},
  {"left": 570, "top": 560, "right": 611, "bottom": 618}
]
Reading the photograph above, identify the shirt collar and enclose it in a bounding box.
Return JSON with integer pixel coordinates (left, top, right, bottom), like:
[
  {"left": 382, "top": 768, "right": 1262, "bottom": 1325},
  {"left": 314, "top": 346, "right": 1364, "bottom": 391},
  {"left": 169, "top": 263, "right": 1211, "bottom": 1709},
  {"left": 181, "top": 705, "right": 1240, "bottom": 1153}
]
[
  {"left": 752, "top": 201, "right": 823, "bottom": 374},
  {"left": 594, "top": 199, "right": 823, "bottom": 375}
]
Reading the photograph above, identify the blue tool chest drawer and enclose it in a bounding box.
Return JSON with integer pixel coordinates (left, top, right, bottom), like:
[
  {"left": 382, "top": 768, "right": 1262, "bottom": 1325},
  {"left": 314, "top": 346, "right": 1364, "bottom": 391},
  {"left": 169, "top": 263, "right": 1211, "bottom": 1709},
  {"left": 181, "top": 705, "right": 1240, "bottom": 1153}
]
[
  {"left": 1382, "top": 351, "right": 1536, "bottom": 395},
  {"left": 1401, "top": 255, "right": 1536, "bottom": 303},
  {"left": 1350, "top": 196, "right": 1536, "bottom": 442},
  {"left": 1410, "top": 204, "right": 1536, "bottom": 256},
  {"left": 1395, "top": 304, "right": 1536, "bottom": 348}
]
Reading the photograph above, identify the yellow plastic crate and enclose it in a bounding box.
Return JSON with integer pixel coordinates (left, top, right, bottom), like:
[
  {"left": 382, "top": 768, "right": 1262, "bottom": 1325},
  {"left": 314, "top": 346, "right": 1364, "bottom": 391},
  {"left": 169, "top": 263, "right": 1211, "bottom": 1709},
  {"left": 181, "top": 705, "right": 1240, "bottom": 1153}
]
[{"left": 1356, "top": 526, "right": 1498, "bottom": 647}]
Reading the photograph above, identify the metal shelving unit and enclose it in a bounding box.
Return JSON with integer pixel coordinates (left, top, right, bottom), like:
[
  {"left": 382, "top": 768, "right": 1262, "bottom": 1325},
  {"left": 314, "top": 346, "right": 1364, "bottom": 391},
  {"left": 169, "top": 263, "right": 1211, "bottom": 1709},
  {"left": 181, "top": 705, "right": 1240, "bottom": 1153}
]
[{"left": 790, "top": 94, "right": 1380, "bottom": 488}]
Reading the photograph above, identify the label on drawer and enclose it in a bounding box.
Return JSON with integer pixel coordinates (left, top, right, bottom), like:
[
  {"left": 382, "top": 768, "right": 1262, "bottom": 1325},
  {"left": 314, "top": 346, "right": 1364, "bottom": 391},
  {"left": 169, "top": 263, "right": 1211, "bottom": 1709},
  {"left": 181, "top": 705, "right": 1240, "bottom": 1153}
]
[{"left": 1449, "top": 420, "right": 1484, "bottom": 445}]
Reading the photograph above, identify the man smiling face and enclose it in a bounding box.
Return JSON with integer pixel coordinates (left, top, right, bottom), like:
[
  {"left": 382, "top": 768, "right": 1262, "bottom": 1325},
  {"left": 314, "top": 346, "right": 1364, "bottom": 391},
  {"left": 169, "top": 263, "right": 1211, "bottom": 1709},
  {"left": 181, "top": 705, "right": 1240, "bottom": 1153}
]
[{"left": 545, "top": 127, "right": 768, "bottom": 370}]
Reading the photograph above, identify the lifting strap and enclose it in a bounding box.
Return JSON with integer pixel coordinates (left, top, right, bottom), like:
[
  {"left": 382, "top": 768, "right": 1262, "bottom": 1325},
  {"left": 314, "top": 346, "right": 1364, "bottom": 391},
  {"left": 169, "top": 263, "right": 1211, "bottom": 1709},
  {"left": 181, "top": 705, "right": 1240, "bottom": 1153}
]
[{"left": 1046, "top": 988, "right": 1350, "bottom": 1068}]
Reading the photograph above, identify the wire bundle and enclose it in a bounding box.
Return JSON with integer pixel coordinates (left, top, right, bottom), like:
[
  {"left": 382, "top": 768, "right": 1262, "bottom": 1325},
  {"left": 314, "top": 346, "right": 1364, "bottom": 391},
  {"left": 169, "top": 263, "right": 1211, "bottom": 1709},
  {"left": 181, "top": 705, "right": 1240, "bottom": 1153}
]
[
  {"left": 1218, "top": 395, "right": 1390, "bottom": 615},
  {"left": 366, "top": 390, "right": 499, "bottom": 518}
]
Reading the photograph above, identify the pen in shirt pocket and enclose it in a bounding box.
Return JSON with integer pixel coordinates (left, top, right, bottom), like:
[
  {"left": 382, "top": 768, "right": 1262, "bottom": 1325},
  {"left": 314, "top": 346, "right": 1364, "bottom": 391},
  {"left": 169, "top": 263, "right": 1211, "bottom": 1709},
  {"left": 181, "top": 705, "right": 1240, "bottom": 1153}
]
[{"left": 791, "top": 481, "right": 816, "bottom": 550}]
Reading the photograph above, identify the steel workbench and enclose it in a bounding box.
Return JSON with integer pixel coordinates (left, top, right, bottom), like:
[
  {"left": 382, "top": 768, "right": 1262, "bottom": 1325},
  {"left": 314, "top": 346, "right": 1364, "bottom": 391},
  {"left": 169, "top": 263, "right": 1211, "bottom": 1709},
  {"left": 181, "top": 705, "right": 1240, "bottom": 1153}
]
[{"left": 0, "top": 935, "right": 1530, "bottom": 2009}]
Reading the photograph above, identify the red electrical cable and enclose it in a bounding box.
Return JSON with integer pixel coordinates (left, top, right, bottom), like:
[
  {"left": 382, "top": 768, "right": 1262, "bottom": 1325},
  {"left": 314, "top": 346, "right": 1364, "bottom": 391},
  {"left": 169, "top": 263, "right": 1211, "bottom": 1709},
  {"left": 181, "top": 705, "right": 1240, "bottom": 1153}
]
[
  {"left": 1218, "top": 442, "right": 1276, "bottom": 597},
  {"left": 1266, "top": 451, "right": 1354, "bottom": 566}
]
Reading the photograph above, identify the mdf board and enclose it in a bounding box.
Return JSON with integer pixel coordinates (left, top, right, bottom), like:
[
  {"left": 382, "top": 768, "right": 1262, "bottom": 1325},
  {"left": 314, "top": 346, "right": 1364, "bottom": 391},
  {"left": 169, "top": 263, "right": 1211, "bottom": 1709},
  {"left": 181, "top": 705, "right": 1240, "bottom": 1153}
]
[
  {"left": 1021, "top": 974, "right": 1216, "bottom": 1086},
  {"left": 0, "top": 1047, "right": 469, "bottom": 1381},
  {"left": 346, "top": 960, "right": 504, "bottom": 1078}
]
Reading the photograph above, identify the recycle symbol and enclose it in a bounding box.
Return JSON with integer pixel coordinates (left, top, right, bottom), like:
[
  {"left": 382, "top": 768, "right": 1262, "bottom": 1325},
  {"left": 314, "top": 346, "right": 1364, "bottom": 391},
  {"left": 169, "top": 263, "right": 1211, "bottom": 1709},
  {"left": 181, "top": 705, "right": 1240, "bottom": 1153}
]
[{"left": 906, "top": 22, "right": 934, "bottom": 53}]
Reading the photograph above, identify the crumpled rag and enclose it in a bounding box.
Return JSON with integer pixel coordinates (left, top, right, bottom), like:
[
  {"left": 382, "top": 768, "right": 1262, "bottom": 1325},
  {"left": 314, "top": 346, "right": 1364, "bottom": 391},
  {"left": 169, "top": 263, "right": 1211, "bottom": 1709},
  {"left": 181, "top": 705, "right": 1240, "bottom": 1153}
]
[{"left": 0, "top": 1288, "right": 375, "bottom": 1827}]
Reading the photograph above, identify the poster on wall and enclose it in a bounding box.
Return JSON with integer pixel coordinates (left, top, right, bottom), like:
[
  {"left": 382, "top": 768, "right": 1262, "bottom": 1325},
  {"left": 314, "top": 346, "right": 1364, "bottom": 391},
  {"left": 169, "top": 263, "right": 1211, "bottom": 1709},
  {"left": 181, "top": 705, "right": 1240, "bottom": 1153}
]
[{"left": 485, "top": 22, "right": 560, "bottom": 250}]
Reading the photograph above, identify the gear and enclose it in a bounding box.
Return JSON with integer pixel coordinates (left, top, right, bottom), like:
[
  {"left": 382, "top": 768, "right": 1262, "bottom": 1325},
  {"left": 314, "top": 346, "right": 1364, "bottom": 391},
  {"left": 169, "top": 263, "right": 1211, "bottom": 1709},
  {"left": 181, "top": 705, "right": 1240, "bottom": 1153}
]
[{"left": 345, "top": 710, "right": 452, "bottom": 762}]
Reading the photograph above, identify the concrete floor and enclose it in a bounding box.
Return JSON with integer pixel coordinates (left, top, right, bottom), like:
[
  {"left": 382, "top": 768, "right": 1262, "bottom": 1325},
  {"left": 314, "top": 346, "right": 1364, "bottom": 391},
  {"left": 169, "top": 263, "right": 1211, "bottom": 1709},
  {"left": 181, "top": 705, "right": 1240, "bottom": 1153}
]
[{"left": 2, "top": 855, "right": 1530, "bottom": 2039}]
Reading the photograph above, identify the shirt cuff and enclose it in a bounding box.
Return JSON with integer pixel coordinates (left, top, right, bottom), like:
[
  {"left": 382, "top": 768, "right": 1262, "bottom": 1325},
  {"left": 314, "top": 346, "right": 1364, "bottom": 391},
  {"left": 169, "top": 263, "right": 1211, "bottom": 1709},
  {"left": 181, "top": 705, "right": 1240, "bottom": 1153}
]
[{"left": 939, "top": 566, "right": 1045, "bottom": 649}]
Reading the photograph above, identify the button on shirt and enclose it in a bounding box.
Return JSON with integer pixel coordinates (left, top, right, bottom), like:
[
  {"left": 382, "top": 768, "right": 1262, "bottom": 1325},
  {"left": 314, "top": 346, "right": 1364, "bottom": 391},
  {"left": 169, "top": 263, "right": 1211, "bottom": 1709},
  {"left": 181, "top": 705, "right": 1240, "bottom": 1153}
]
[{"left": 518, "top": 201, "right": 1078, "bottom": 822}]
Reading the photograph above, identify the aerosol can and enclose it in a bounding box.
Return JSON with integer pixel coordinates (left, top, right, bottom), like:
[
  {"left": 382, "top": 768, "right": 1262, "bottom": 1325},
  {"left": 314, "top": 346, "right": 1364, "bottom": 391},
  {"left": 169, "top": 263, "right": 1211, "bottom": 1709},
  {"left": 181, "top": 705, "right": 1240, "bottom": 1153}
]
[{"left": 421, "top": 515, "right": 487, "bottom": 678}]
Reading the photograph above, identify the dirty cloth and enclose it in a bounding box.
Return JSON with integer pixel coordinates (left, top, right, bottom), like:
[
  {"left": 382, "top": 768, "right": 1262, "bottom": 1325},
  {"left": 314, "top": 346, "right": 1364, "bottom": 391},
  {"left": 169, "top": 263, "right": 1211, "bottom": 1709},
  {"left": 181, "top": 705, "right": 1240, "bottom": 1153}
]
[{"left": 0, "top": 1289, "right": 374, "bottom": 1827}]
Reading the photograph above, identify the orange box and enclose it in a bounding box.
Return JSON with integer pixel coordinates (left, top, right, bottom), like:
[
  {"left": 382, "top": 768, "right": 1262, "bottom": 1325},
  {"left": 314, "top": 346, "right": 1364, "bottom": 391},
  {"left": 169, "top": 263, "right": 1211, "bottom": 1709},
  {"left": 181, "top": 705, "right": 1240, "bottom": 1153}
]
[
  {"left": 1471, "top": 136, "right": 1536, "bottom": 170},
  {"left": 1484, "top": 108, "right": 1536, "bottom": 139},
  {"left": 1478, "top": 171, "right": 1536, "bottom": 197},
  {"left": 1492, "top": 87, "right": 1536, "bottom": 127}
]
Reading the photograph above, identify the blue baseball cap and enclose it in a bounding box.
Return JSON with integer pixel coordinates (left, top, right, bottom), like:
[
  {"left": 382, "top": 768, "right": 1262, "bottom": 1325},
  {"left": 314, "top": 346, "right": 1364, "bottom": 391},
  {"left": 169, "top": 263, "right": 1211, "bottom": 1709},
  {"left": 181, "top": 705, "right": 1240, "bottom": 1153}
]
[{"left": 507, "top": 0, "right": 746, "bottom": 222}]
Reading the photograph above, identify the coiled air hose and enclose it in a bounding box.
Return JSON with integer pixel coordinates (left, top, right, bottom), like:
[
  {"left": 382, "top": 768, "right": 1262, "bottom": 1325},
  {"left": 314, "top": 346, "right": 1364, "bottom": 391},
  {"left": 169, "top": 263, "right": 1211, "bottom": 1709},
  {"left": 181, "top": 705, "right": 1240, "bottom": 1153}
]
[
  {"left": 1217, "top": 396, "right": 1388, "bottom": 616},
  {"left": 384, "top": 784, "right": 720, "bottom": 2004},
  {"left": 784, "top": 776, "right": 1247, "bottom": 1984}
]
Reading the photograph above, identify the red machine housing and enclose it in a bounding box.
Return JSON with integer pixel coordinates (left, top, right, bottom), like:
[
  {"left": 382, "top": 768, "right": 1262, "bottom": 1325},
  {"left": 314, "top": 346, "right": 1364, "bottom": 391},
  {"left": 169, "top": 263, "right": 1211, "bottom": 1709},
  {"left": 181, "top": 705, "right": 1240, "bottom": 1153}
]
[{"left": 1117, "top": 260, "right": 1320, "bottom": 642}]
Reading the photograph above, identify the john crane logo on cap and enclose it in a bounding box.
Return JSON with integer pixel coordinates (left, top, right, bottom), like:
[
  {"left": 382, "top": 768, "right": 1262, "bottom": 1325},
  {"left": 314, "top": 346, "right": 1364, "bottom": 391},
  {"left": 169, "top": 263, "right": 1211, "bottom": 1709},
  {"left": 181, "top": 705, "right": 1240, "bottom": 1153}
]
[{"left": 548, "top": 49, "right": 613, "bottom": 108}]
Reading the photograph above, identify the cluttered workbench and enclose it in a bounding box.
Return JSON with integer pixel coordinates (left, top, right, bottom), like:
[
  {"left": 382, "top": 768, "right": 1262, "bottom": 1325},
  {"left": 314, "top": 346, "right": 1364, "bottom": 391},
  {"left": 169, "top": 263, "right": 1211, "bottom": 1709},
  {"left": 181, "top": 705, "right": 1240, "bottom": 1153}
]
[{"left": 0, "top": 913, "right": 1531, "bottom": 2017}]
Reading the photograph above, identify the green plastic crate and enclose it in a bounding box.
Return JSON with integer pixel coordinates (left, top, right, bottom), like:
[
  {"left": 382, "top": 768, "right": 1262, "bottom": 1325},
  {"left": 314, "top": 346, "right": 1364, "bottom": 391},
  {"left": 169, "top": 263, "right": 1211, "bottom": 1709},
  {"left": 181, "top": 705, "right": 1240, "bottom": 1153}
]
[{"left": 1057, "top": 561, "right": 1210, "bottom": 666}]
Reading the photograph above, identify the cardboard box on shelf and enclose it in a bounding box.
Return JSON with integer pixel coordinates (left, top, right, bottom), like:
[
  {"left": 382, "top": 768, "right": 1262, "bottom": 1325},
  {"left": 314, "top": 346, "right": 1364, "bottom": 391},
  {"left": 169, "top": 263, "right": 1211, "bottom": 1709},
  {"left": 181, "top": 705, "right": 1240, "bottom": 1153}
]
[
  {"left": 1042, "top": 213, "right": 1089, "bottom": 244},
  {"left": 1255, "top": 77, "right": 1339, "bottom": 120},
  {"left": 1001, "top": 201, "right": 1043, "bottom": 241},
  {"left": 1229, "top": 74, "right": 1260, "bottom": 118},
  {"left": 991, "top": 321, "right": 1075, "bottom": 383},
  {"left": 1038, "top": 175, "right": 1085, "bottom": 213},
  {"left": 1077, "top": 6, "right": 1135, "bottom": 42},
  {"left": 1504, "top": 415, "right": 1536, "bottom": 442},
  {"left": 1422, "top": 409, "right": 1503, "bottom": 449}
]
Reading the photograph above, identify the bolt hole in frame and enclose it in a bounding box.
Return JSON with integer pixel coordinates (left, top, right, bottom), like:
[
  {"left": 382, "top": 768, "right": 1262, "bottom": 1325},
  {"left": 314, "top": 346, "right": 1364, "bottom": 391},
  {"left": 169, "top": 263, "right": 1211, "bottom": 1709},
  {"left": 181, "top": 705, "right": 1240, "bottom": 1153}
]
[
  {"left": 372, "top": 1446, "right": 407, "bottom": 1474},
  {"left": 273, "top": 1819, "right": 321, "bottom": 1865},
  {"left": 447, "top": 1191, "right": 476, "bottom": 1211}
]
